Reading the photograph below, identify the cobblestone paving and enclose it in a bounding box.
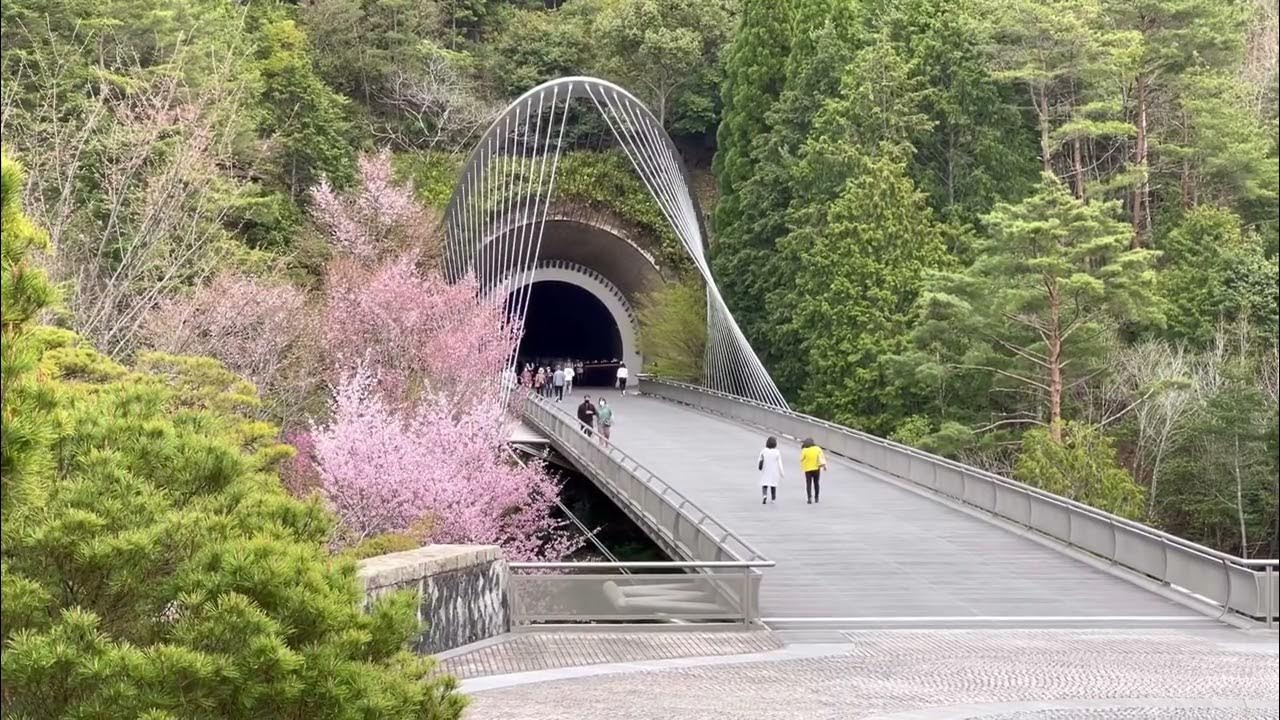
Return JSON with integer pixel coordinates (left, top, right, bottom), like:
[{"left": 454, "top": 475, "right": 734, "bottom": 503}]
[
  {"left": 985, "top": 710, "right": 1277, "bottom": 719},
  {"left": 463, "top": 630, "right": 1278, "bottom": 719},
  {"left": 442, "top": 630, "right": 782, "bottom": 679}
]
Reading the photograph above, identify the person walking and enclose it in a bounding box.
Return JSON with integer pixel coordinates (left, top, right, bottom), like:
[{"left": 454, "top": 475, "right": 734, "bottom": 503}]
[
  {"left": 552, "top": 366, "right": 566, "bottom": 402},
  {"left": 800, "top": 438, "right": 827, "bottom": 504},
  {"left": 758, "top": 436, "right": 784, "bottom": 504},
  {"left": 534, "top": 367, "right": 546, "bottom": 397},
  {"left": 520, "top": 365, "right": 532, "bottom": 388},
  {"left": 576, "top": 395, "right": 598, "bottom": 437},
  {"left": 597, "top": 397, "right": 614, "bottom": 444},
  {"left": 616, "top": 362, "right": 629, "bottom": 396},
  {"left": 563, "top": 362, "right": 575, "bottom": 396}
]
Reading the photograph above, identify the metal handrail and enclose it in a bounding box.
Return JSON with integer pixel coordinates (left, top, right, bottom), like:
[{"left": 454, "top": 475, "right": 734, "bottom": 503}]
[
  {"left": 520, "top": 391, "right": 769, "bottom": 564},
  {"left": 510, "top": 561, "right": 775, "bottom": 570},
  {"left": 643, "top": 377, "right": 1278, "bottom": 570}
]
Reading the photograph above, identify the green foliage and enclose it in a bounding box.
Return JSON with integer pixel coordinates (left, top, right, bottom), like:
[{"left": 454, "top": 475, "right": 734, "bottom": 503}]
[
  {"left": 480, "top": 2, "right": 597, "bottom": 98},
  {"left": 0, "top": 164, "right": 465, "bottom": 718},
  {"left": 555, "top": 151, "right": 687, "bottom": 272},
  {"left": 885, "top": 0, "right": 1039, "bottom": 224},
  {"left": 637, "top": 276, "right": 706, "bottom": 382},
  {"left": 913, "top": 176, "right": 1161, "bottom": 434},
  {"left": 709, "top": 0, "right": 793, "bottom": 355},
  {"left": 769, "top": 151, "right": 947, "bottom": 433},
  {"left": 591, "top": 0, "right": 734, "bottom": 135},
  {"left": 302, "top": 0, "right": 444, "bottom": 100},
  {"left": 255, "top": 13, "right": 357, "bottom": 195},
  {"left": 1156, "top": 206, "right": 1279, "bottom": 347},
  {"left": 343, "top": 532, "right": 424, "bottom": 560},
  {"left": 394, "top": 150, "right": 463, "bottom": 210},
  {"left": 1016, "top": 421, "right": 1145, "bottom": 519},
  {"left": 1158, "top": 346, "right": 1279, "bottom": 556}
]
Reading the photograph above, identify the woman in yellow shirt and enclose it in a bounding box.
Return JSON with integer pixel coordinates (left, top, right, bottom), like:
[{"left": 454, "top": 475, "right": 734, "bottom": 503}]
[{"left": 799, "top": 438, "right": 827, "bottom": 504}]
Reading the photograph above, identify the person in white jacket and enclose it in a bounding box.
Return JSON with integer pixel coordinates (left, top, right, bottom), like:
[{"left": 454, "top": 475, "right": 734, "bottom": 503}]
[
  {"left": 758, "top": 436, "right": 784, "bottom": 504},
  {"left": 616, "top": 362, "right": 629, "bottom": 396}
]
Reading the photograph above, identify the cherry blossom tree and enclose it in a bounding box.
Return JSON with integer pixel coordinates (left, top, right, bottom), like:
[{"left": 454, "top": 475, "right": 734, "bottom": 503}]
[
  {"left": 144, "top": 272, "right": 323, "bottom": 422},
  {"left": 311, "top": 366, "right": 579, "bottom": 560},
  {"left": 322, "top": 253, "right": 514, "bottom": 406},
  {"left": 309, "top": 150, "right": 439, "bottom": 265}
]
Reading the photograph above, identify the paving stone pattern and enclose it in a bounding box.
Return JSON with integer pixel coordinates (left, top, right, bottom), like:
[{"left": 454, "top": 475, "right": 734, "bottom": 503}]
[
  {"left": 443, "top": 630, "right": 781, "bottom": 679},
  {"left": 985, "top": 710, "right": 1277, "bottom": 719},
  {"left": 462, "top": 629, "right": 1279, "bottom": 720}
]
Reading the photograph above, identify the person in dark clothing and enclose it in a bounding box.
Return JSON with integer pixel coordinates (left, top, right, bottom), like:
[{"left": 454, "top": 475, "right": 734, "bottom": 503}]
[{"left": 576, "top": 395, "right": 598, "bottom": 437}]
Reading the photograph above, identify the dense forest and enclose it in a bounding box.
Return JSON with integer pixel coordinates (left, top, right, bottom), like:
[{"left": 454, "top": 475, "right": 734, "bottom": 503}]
[{"left": 2, "top": 0, "right": 1277, "bottom": 597}]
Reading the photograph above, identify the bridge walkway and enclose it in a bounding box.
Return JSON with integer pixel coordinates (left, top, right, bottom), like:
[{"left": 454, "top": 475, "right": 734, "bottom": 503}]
[{"left": 594, "top": 392, "right": 1201, "bottom": 626}]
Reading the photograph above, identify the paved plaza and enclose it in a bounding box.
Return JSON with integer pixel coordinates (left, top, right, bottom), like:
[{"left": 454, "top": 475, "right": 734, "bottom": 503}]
[{"left": 458, "top": 628, "right": 1278, "bottom": 720}]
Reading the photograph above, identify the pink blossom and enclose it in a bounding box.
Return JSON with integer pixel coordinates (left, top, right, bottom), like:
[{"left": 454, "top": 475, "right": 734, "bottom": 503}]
[
  {"left": 144, "top": 272, "right": 320, "bottom": 419},
  {"left": 321, "top": 254, "right": 515, "bottom": 407},
  {"left": 309, "top": 150, "right": 438, "bottom": 264},
  {"left": 311, "top": 366, "right": 581, "bottom": 560}
]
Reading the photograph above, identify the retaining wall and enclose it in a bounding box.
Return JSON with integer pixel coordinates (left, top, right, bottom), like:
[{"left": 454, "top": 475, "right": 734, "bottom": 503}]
[{"left": 358, "top": 544, "right": 509, "bottom": 654}]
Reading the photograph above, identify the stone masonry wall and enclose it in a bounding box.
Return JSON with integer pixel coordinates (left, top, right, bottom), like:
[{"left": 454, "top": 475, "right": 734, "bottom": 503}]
[{"left": 358, "top": 545, "right": 509, "bottom": 655}]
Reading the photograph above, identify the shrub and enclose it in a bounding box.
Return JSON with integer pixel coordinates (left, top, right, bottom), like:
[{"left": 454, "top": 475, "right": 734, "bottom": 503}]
[
  {"left": 1, "top": 153, "right": 465, "bottom": 719},
  {"left": 1015, "top": 421, "right": 1145, "bottom": 519}
]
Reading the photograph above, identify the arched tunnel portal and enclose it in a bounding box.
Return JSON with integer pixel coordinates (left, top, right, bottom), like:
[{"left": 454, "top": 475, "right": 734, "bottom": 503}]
[{"left": 483, "top": 206, "right": 661, "bottom": 380}]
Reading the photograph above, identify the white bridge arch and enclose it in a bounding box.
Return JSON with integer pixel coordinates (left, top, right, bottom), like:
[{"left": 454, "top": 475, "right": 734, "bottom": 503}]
[{"left": 442, "top": 76, "right": 787, "bottom": 409}]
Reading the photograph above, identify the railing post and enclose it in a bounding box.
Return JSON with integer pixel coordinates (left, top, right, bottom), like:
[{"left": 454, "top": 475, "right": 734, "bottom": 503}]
[
  {"left": 1267, "top": 565, "right": 1275, "bottom": 629},
  {"left": 742, "top": 566, "right": 753, "bottom": 626}
]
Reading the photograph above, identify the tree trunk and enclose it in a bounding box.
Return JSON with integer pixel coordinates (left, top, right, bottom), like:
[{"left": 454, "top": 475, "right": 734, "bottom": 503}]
[
  {"left": 1047, "top": 283, "right": 1063, "bottom": 442},
  {"left": 1131, "top": 76, "right": 1149, "bottom": 248},
  {"left": 1235, "top": 434, "right": 1248, "bottom": 558},
  {"left": 1038, "top": 91, "right": 1053, "bottom": 174},
  {"left": 1072, "top": 137, "right": 1085, "bottom": 199}
]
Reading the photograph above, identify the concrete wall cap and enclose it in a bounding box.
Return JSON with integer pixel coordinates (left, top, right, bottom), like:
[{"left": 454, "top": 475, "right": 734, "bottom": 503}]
[{"left": 356, "top": 544, "right": 504, "bottom": 590}]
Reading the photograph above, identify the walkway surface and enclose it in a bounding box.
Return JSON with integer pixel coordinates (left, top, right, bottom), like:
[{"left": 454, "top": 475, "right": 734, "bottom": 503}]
[
  {"left": 459, "top": 627, "right": 1278, "bottom": 720},
  {"left": 591, "top": 393, "right": 1200, "bottom": 624}
]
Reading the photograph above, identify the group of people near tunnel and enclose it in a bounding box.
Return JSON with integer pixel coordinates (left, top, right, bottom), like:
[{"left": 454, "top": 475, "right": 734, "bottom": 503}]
[
  {"left": 758, "top": 436, "right": 828, "bottom": 505},
  {"left": 515, "top": 359, "right": 631, "bottom": 401},
  {"left": 519, "top": 360, "right": 584, "bottom": 402}
]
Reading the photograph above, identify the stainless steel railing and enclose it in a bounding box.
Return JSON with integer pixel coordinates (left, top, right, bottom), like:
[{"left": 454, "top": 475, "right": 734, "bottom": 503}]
[
  {"left": 521, "top": 392, "right": 768, "bottom": 564},
  {"left": 640, "top": 377, "right": 1279, "bottom": 626},
  {"left": 508, "top": 561, "right": 773, "bottom": 624},
  {"left": 517, "top": 393, "right": 773, "bottom": 625}
]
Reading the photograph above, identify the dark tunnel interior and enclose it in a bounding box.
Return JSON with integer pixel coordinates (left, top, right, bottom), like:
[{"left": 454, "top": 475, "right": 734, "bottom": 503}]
[{"left": 509, "top": 281, "right": 623, "bottom": 382}]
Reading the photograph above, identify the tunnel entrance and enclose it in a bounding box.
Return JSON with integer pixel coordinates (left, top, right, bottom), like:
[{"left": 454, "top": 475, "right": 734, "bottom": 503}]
[{"left": 510, "top": 281, "right": 624, "bottom": 385}]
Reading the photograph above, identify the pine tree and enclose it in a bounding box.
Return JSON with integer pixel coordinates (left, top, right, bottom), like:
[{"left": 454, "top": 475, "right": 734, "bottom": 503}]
[
  {"left": 763, "top": 37, "right": 945, "bottom": 430},
  {"left": 255, "top": 14, "right": 357, "bottom": 195},
  {"left": 914, "top": 176, "right": 1162, "bottom": 441},
  {"left": 0, "top": 153, "right": 465, "bottom": 719}
]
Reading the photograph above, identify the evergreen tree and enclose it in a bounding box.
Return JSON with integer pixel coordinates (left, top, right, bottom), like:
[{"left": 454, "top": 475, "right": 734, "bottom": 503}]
[
  {"left": 887, "top": 0, "right": 1039, "bottom": 226},
  {"left": 913, "top": 176, "right": 1161, "bottom": 441},
  {"left": 763, "top": 37, "right": 945, "bottom": 430},
  {"left": 709, "top": 0, "right": 792, "bottom": 362},
  {"left": 255, "top": 15, "right": 356, "bottom": 195},
  {"left": 0, "top": 153, "right": 464, "bottom": 719},
  {"left": 1156, "top": 206, "right": 1279, "bottom": 346},
  {"left": 770, "top": 151, "right": 947, "bottom": 432},
  {"left": 1101, "top": 0, "right": 1248, "bottom": 244}
]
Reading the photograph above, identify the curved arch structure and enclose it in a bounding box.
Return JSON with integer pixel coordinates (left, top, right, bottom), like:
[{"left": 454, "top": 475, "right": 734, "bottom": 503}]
[{"left": 443, "top": 76, "right": 787, "bottom": 409}]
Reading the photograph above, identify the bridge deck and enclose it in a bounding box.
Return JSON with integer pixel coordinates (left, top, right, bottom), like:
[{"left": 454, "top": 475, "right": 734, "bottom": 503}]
[{"left": 594, "top": 393, "right": 1200, "bottom": 624}]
